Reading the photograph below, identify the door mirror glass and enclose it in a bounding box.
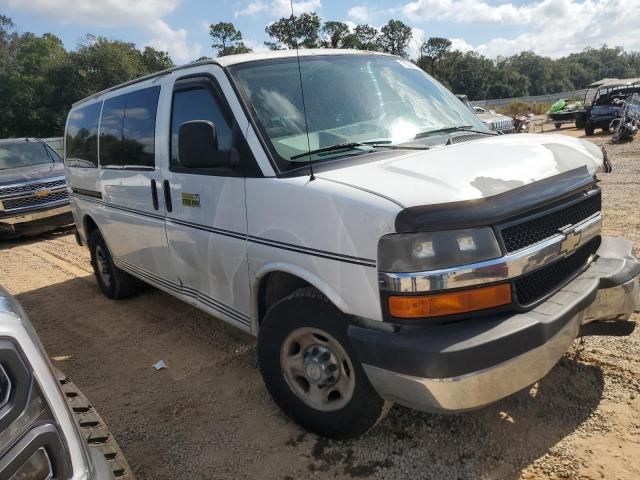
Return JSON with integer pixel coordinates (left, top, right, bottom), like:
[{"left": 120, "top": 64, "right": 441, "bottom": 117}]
[{"left": 178, "top": 120, "right": 238, "bottom": 169}]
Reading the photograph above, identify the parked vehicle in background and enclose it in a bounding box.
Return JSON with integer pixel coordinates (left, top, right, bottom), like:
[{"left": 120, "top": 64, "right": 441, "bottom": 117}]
[
  {"left": 456, "top": 94, "right": 515, "bottom": 133},
  {"left": 0, "top": 285, "right": 133, "bottom": 479},
  {"left": 65, "top": 50, "right": 638, "bottom": 439},
  {"left": 611, "top": 94, "right": 640, "bottom": 143},
  {"left": 0, "top": 138, "right": 73, "bottom": 237},
  {"left": 584, "top": 79, "right": 640, "bottom": 136},
  {"left": 547, "top": 98, "right": 585, "bottom": 129},
  {"left": 43, "top": 137, "right": 64, "bottom": 157}
]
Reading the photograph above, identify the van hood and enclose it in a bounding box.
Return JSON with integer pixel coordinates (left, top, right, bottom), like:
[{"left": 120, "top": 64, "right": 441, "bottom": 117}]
[
  {"left": 316, "top": 134, "right": 604, "bottom": 208},
  {"left": 0, "top": 161, "right": 64, "bottom": 186}
]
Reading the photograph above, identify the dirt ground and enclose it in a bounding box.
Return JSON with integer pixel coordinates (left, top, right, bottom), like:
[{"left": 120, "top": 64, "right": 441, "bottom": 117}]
[{"left": 1, "top": 127, "right": 639, "bottom": 480}]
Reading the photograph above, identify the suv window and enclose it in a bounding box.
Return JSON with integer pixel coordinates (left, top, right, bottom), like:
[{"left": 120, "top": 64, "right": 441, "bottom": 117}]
[
  {"left": 100, "top": 86, "right": 160, "bottom": 169},
  {"left": 66, "top": 102, "right": 101, "bottom": 168},
  {"left": 170, "top": 87, "right": 233, "bottom": 169}
]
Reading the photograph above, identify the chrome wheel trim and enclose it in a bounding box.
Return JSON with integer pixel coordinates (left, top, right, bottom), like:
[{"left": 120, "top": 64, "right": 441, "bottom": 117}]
[
  {"left": 95, "top": 245, "right": 112, "bottom": 287},
  {"left": 280, "top": 327, "right": 356, "bottom": 412}
]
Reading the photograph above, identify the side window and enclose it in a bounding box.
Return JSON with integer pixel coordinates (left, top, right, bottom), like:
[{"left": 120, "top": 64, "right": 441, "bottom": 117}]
[
  {"left": 170, "top": 87, "right": 234, "bottom": 169},
  {"left": 65, "top": 102, "right": 101, "bottom": 168},
  {"left": 100, "top": 86, "right": 160, "bottom": 169},
  {"left": 99, "top": 95, "right": 126, "bottom": 168},
  {"left": 122, "top": 86, "right": 160, "bottom": 168}
]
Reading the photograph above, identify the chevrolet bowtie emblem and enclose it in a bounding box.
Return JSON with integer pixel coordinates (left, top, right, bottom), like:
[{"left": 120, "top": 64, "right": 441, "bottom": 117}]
[
  {"left": 34, "top": 188, "right": 51, "bottom": 198},
  {"left": 560, "top": 230, "right": 581, "bottom": 255}
]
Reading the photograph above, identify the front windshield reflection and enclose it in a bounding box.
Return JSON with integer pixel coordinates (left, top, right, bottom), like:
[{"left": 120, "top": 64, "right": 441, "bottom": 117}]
[{"left": 230, "top": 55, "right": 487, "bottom": 171}]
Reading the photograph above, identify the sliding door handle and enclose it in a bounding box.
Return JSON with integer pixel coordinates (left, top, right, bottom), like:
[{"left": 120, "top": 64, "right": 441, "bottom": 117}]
[
  {"left": 150, "top": 179, "right": 159, "bottom": 210},
  {"left": 163, "top": 180, "right": 172, "bottom": 213}
]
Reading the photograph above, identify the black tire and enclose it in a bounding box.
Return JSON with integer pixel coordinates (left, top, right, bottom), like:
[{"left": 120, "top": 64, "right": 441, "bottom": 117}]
[
  {"left": 257, "top": 287, "right": 390, "bottom": 438},
  {"left": 585, "top": 121, "right": 595, "bottom": 136},
  {"left": 575, "top": 115, "right": 586, "bottom": 129},
  {"left": 554, "top": 122, "right": 562, "bottom": 130},
  {"left": 88, "top": 229, "right": 138, "bottom": 299},
  {"left": 56, "top": 369, "right": 135, "bottom": 479}
]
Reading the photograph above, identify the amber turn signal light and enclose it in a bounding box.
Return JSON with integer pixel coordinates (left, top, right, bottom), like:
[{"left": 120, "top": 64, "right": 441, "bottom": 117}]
[{"left": 388, "top": 283, "right": 512, "bottom": 318}]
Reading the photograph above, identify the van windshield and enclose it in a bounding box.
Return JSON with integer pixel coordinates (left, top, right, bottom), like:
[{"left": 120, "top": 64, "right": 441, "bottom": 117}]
[
  {"left": 229, "top": 54, "right": 487, "bottom": 172},
  {"left": 0, "top": 141, "right": 58, "bottom": 170}
]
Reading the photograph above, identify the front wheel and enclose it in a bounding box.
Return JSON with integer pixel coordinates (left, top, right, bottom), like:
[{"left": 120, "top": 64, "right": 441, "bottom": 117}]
[{"left": 257, "top": 288, "right": 390, "bottom": 438}]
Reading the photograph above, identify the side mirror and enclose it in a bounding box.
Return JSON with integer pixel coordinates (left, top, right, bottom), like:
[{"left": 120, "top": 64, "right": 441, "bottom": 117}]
[{"left": 178, "top": 120, "right": 239, "bottom": 169}]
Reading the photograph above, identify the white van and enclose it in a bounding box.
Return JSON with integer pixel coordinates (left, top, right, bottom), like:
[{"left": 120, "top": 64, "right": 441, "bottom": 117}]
[{"left": 64, "top": 50, "right": 639, "bottom": 438}]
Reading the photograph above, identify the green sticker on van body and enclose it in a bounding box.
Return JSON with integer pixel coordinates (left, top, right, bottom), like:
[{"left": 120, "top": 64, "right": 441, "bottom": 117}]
[{"left": 181, "top": 192, "right": 200, "bottom": 208}]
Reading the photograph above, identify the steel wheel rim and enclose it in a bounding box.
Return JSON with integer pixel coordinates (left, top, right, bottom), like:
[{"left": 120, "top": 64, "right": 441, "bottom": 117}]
[
  {"left": 95, "top": 245, "right": 112, "bottom": 287},
  {"left": 280, "top": 327, "right": 356, "bottom": 412}
]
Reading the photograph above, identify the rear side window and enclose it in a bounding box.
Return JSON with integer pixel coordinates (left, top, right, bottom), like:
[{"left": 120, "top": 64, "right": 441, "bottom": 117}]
[
  {"left": 66, "top": 102, "right": 101, "bottom": 168},
  {"left": 122, "top": 87, "right": 160, "bottom": 168},
  {"left": 99, "top": 86, "right": 160, "bottom": 169},
  {"left": 99, "top": 95, "right": 126, "bottom": 168}
]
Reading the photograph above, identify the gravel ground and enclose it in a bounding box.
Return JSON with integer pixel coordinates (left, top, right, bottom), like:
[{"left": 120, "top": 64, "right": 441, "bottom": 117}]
[{"left": 0, "top": 127, "right": 639, "bottom": 480}]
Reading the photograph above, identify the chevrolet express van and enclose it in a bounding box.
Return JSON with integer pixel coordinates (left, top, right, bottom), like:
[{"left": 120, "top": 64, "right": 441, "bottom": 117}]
[{"left": 64, "top": 50, "right": 639, "bottom": 438}]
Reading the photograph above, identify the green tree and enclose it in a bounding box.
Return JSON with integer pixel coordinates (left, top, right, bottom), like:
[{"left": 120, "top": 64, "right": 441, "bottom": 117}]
[
  {"left": 417, "top": 37, "right": 452, "bottom": 78},
  {"left": 141, "top": 46, "right": 174, "bottom": 71},
  {"left": 265, "top": 13, "right": 321, "bottom": 50},
  {"left": 353, "top": 24, "right": 380, "bottom": 51},
  {"left": 378, "top": 20, "right": 412, "bottom": 57},
  {"left": 209, "top": 22, "right": 252, "bottom": 56},
  {"left": 320, "top": 21, "right": 356, "bottom": 48}
]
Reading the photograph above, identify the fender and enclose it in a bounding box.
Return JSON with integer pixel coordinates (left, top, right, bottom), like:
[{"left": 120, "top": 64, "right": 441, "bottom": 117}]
[{"left": 251, "top": 262, "right": 351, "bottom": 335}]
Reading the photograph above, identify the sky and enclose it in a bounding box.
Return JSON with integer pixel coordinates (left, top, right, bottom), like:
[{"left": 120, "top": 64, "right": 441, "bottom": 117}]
[{"left": 2, "top": 0, "right": 639, "bottom": 64}]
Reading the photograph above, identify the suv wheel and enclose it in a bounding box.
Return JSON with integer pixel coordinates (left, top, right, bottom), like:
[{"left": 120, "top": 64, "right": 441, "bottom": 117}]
[
  {"left": 258, "top": 287, "right": 391, "bottom": 438},
  {"left": 88, "top": 230, "right": 139, "bottom": 299}
]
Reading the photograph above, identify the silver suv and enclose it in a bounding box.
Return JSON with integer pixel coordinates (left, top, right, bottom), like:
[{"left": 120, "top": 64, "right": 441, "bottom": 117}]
[{"left": 0, "top": 286, "right": 133, "bottom": 479}]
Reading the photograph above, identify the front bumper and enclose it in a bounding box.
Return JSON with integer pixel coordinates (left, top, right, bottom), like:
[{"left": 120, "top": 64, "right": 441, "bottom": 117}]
[
  {"left": 349, "top": 236, "right": 639, "bottom": 413},
  {"left": 0, "top": 205, "right": 72, "bottom": 235}
]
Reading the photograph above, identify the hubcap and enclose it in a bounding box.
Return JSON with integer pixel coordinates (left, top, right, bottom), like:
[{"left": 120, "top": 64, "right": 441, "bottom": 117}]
[
  {"left": 280, "top": 327, "right": 355, "bottom": 412},
  {"left": 95, "top": 245, "right": 112, "bottom": 287}
]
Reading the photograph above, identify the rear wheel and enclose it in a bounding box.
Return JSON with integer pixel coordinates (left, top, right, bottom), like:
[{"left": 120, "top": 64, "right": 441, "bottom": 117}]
[
  {"left": 575, "top": 115, "right": 586, "bottom": 129},
  {"left": 554, "top": 122, "right": 562, "bottom": 130},
  {"left": 88, "top": 230, "right": 138, "bottom": 299},
  {"left": 257, "top": 287, "right": 390, "bottom": 438}
]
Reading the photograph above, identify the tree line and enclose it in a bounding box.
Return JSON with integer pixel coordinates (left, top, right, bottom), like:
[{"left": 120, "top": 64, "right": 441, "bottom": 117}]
[{"left": 1, "top": 12, "right": 639, "bottom": 139}]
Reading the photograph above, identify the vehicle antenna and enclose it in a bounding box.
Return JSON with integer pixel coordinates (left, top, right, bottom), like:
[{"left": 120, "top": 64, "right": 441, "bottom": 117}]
[{"left": 290, "top": 0, "right": 315, "bottom": 181}]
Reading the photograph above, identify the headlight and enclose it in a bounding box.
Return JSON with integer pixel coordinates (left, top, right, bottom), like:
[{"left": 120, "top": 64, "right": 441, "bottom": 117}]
[{"left": 378, "top": 227, "right": 501, "bottom": 273}]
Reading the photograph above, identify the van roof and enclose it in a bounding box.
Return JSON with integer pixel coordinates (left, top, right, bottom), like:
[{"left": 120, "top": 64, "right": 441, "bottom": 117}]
[{"left": 72, "top": 49, "right": 393, "bottom": 108}]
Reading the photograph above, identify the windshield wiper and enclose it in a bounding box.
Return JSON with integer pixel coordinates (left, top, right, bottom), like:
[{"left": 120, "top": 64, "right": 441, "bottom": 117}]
[
  {"left": 290, "top": 142, "right": 365, "bottom": 160},
  {"left": 414, "top": 125, "right": 492, "bottom": 139},
  {"left": 290, "top": 140, "right": 430, "bottom": 160}
]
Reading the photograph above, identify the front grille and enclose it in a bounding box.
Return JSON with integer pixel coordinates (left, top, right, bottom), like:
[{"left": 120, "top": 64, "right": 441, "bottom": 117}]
[
  {"left": 0, "top": 179, "right": 66, "bottom": 198},
  {"left": 514, "top": 237, "right": 600, "bottom": 306},
  {"left": 490, "top": 119, "right": 514, "bottom": 132},
  {"left": 501, "top": 191, "right": 601, "bottom": 253},
  {"left": 2, "top": 190, "right": 68, "bottom": 210}
]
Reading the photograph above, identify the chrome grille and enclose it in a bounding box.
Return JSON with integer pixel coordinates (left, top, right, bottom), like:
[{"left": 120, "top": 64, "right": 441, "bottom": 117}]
[
  {"left": 0, "top": 179, "right": 66, "bottom": 198},
  {"left": 491, "top": 119, "right": 514, "bottom": 132},
  {"left": 2, "top": 190, "right": 68, "bottom": 210},
  {"left": 0, "top": 177, "right": 69, "bottom": 213}
]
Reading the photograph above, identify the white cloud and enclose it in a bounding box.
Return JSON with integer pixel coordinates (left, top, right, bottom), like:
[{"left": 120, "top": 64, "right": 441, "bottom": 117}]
[
  {"left": 146, "top": 20, "right": 202, "bottom": 64},
  {"left": 407, "top": 27, "right": 425, "bottom": 58},
  {"left": 3, "top": 0, "right": 202, "bottom": 64},
  {"left": 3, "top": 0, "right": 179, "bottom": 26},
  {"left": 235, "top": 0, "right": 321, "bottom": 17},
  {"left": 348, "top": 6, "right": 372, "bottom": 23},
  {"left": 402, "top": 0, "right": 640, "bottom": 58}
]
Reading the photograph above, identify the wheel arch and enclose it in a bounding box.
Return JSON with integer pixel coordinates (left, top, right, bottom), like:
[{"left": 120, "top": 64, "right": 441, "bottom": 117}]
[{"left": 251, "top": 263, "right": 351, "bottom": 335}]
